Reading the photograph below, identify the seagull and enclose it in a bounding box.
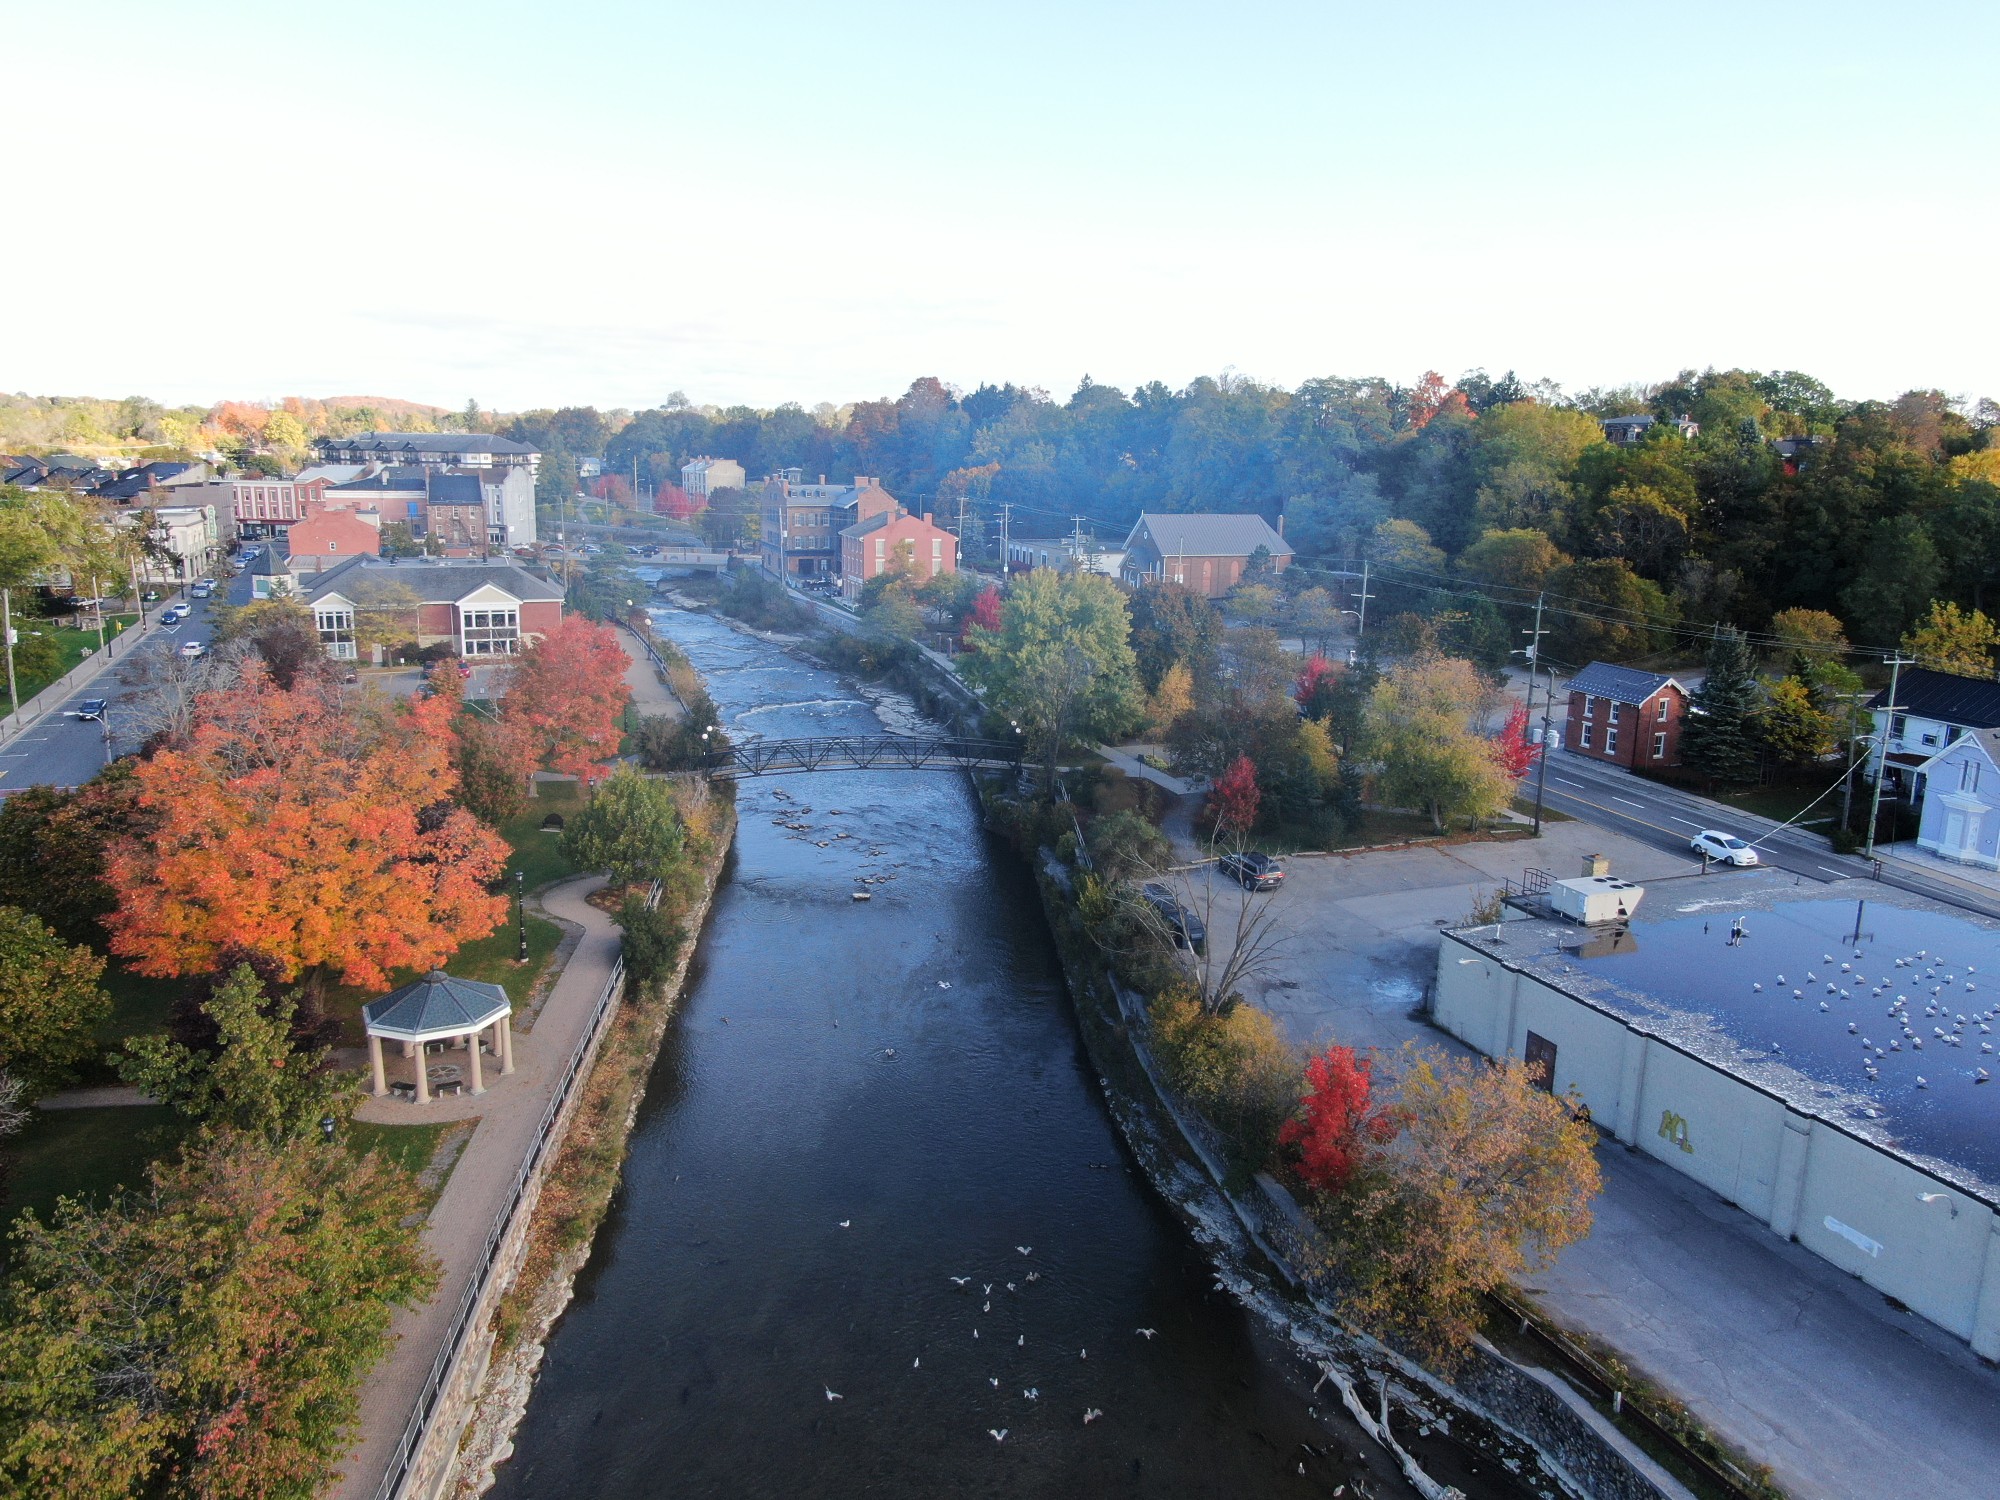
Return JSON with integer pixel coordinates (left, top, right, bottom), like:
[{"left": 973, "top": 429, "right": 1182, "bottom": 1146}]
[
  {"left": 989, "top": 1429, "right": 1007, "bottom": 1443},
  {"left": 1084, "top": 1407, "right": 1103, "bottom": 1424},
  {"left": 1016, "top": 1246, "right": 1032, "bottom": 1256},
  {"left": 973, "top": 1329, "right": 979, "bottom": 1339},
  {"left": 1023, "top": 1388, "right": 1039, "bottom": 1400},
  {"left": 983, "top": 1301, "right": 990, "bottom": 1312},
  {"left": 938, "top": 980, "right": 952, "bottom": 989},
  {"left": 1917, "top": 1076, "right": 1930, "bottom": 1089},
  {"left": 989, "top": 1377, "right": 1000, "bottom": 1387},
  {"left": 1979, "top": 1069, "right": 1992, "bottom": 1083},
  {"left": 838, "top": 1220, "right": 851, "bottom": 1229},
  {"left": 825, "top": 1387, "right": 843, "bottom": 1401},
  {"left": 950, "top": 1276, "right": 970, "bottom": 1286},
  {"left": 913, "top": 1357, "right": 920, "bottom": 1368},
  {"left": 983, "top": 1284, "right": 993, "bottom": 1296},
  {"left": 1080, "top": 1348, "right": 1086, "bottom": 1359},
  {"left": 1017, "top": 1335, "right": 1025, "bottom": 1347},
  {"left": 1136, "top": 1328, "right": 1157, "bottom": 1340},
  {"left": 1006, "top": 1282, "right": 1017, "bottom": 1293},
  {"left": 1026, "top": 1271, "right": 1040, "bottom": 1282}
]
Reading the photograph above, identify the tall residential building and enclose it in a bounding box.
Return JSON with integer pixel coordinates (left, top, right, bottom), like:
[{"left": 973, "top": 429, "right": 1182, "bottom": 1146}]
[
  {"left": 314, "top": 433, "right": 538, "bottom": 545},
  {"left": 682, "top": 455, "right": 746, "bottom": 502},
  {"left": 759, "top": 474, "right": 897, "bottom": 579}
]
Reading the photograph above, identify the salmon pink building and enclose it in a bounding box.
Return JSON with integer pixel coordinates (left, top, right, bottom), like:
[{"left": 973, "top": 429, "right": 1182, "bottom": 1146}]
[{"left": 839, "top": 508, "right": 958, "bottom": 599}]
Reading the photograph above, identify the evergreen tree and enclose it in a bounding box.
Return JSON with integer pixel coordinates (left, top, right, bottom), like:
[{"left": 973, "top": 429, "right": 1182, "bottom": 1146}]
[{"left": 1681, "top": 626, "right": 1760, "bottom": 785}]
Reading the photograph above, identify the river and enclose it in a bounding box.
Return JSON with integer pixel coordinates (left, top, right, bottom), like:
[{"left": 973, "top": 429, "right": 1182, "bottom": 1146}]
[{"left": 488, "top": 606, "right": 1406, "bottom": 1498}]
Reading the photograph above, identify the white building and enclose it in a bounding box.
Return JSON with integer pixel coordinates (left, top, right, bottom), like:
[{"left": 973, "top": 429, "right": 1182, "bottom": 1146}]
[
  {"left": 143, "top": 505, "right": 221, "bottom": 583},
  {"left": 682, "top": 455, "right": 746, "bottom": 501}
]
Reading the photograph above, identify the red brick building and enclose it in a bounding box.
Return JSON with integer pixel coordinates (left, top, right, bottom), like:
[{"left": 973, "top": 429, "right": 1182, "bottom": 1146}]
[
  {"left": 300, "top": 557, "right": 563, "bottom": 662},
  {"left": 285, "top": 508, "right": 380, "bottom": 573},
  {"left": 1563, "top": 662, "right": 1688, "bottom": 769},
  {"left": 839, "top": 508, "right": 958, "bottom": 598}
]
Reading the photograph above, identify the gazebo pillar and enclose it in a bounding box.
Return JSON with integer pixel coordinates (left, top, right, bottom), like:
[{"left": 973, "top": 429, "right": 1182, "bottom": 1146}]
[
  {"left": 500, "top": 1016, "right": 515, "bottom": 1075},
  {"left": 468, "top": 1030, "right": 485, "bottom": 1095},
  {"left": 368, "top": 1034, "right": 387, "bottom": 1097},
  {"left": 414, "top": 1053, "right": 431, "bottom": 1105}
]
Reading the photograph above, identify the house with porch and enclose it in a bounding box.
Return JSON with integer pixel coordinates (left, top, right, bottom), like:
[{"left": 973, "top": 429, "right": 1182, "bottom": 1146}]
[
  {"left": 1912, "top": 729, "right": 2000, "bottom": 869},
  {"left": 1867, "top": 667, "right": 2000, "bottom": 814}
]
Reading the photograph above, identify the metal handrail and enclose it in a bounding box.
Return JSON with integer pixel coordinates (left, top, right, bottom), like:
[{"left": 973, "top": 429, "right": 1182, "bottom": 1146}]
[
  {"left": 698, "top": 734, "right": 1022, "bottom": 779},
  {"left": 370, "top": 878, "right": 660, "bottom": 1500}
]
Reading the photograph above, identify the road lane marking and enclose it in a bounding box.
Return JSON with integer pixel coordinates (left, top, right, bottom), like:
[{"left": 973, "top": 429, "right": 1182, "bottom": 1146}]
[
  {"left": 1818, "top": 866, "right": 1853, "bottom": 878},
  {"left": 1553, "top": 776, "right": 1585, "bottom": 787},
  {"left": 1668, "top": 816, "right": 1705, "bottom": 827},
  {"left": 1613, "top": 796, "right": 1645, "bottom": 807}
]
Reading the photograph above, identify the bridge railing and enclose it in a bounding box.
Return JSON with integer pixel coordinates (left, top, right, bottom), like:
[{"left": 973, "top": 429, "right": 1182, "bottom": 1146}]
[{"left": 698, "top": 734, "right": 1022, "bottom": 778}]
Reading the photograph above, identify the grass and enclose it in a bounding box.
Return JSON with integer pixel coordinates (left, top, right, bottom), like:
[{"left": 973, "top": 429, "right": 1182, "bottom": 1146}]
[
  {"left": 1718, "top": 781, "right": 1841, "bottom": 828},
  {"left": 348, "top": 1119, "right": 455, "bottom": 1179},
  {"left": 1, "top": 1105, "right": 183, "bottom": 1239},
  {"left": 1512, "top": 793, "right": 1575, "bottom": 823},
  {"left": 10, "top": 617, "right": 140, "bottom": 703},
  {"left": 499, "top": 782, "right": 585, "bottom": 893},
  {"left": 320, "top": 911, "right": 564, "bottom": 1045}
]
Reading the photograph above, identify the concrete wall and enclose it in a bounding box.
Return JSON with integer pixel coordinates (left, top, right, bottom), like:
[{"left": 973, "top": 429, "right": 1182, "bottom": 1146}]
[{"left": 1435, "top": 934, "right": 2000, "bottom": 1358}]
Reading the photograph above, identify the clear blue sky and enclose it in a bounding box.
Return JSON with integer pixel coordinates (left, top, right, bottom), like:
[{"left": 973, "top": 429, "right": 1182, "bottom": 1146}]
[{"left": 6, "top": 0, "right": 1994, "bottom": 411}]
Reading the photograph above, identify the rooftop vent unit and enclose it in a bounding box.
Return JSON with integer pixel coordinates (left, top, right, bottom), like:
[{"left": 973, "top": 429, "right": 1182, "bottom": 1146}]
[{"left": 1549, "top": 875, "right": 1644, "bottom": 926}]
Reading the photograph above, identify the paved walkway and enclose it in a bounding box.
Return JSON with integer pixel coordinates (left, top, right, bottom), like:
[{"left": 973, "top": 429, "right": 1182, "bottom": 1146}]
[
  {"left": 618, "top": 623, "right": 685, "bottom": 719},
  {"left": 330, "top": 873, "right": 621, "bottom": 1500},
  {"left": 1874, "top": 841, "right": 2000, "bottom": 898},
  {"left": 1098, "top": 740, "right": 1196, "bottom": 795}
]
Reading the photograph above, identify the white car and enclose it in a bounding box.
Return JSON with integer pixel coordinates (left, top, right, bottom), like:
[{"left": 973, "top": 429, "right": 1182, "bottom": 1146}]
[
  {"left": 179, "top": 639, "right": 206, "bottom": 658},
  {"left": 1691, "top": 830, "right": 1759, "bottom": 866}
]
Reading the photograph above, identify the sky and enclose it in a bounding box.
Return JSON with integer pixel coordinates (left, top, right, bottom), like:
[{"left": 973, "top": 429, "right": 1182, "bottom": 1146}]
[{"left": 5, "top": 0, "right": 1996, "bottom": 413}]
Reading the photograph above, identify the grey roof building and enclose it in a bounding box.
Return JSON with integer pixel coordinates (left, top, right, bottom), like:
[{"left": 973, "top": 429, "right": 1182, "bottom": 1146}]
[
  {"left": 1564, "top": 661, "right": 1685, "bottom": 705},
  {"left": 1119, "top": 512, "right": 1293, "bottom": 597}
]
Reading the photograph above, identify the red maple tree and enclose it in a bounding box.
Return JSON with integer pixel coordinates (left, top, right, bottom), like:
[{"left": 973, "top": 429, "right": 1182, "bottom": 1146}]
[
  {"left": 1210, "top": 753, "right": 1261, "bottom": 837},
  {"left": 1294, "top": 653, "right": 1342, "bottom": 718},
  {"left": 654, "top": 482, "right": 702, "bottom": 519},
  {"left": 104, "top": 663, "right": 508, "bottom": 988},
  {"left": 1491, "top": 700, "right": 1539, "bottom": 780},
  {"left": 1280, "top": 1044, "right": 1395, "bottom": 1192},
  {"left": 501, "top": 616, "right": 632, "bottom": 784},
  {"left": 960, "top": 583, "right": 1002, "bottom": 645}
]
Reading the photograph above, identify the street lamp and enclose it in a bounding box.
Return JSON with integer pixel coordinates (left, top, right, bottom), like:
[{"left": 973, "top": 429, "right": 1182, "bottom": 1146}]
[{"left": 516, "top": 869, "right": 527, "bottom": 963}]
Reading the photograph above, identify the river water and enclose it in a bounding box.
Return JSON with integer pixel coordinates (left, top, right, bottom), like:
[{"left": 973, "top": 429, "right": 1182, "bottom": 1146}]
[{"left": 489, "top": 606, "right": 1406, "bottom": 1498}]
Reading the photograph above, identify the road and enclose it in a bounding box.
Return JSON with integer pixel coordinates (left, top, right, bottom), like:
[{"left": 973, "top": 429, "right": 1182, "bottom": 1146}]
[
  {"left": 1529, "top": 749, "right": 2000, "bottom": 921},
  {"left": 0, "top": 577, "right": 231, "bottom": 792}
]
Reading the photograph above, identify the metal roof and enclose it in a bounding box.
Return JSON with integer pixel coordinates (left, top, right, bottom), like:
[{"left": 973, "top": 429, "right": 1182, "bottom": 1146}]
[
  {"left": 1872, "top": 667, "right": 2000, "bottom": 731},
  {"left": 303, "top": 556, "right": 563, "bottom": 605},
  {"left": 319, "top": 432, "right": 538, "bottom": 456},
  {"left": 1565, "top": 660, "right": 1683, "bottom": 705},
  {"left": 363, "top": 970, "right": 510, "bottom": 1039},
  {"left": 1124, "top": 512, "right": 1293, "bottom": 559}
]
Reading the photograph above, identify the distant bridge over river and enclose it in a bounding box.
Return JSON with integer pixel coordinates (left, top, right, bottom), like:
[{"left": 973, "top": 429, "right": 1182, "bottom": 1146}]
[{"left": 698, "top": 734, "right": 1022, "bottom": 779}]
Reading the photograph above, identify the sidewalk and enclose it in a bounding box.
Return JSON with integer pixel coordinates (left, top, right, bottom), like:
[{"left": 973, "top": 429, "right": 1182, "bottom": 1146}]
[
  {"left": 330, "top": 874, "right": 620, "bottom": 1500},
  {"left": 1097, "top": 740, "right": 1195, "bottom": 795},
  {"left": 618, "top": 623, "right": 685, "bottom": 719},
  {"left": 0, "top": 605, "right": 165, "bottom": 752}
]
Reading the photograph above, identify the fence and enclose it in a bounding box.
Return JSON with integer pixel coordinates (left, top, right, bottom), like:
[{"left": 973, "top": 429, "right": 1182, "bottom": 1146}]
[{"left": 370, "top": 879, "right": 660, "bottom": 1500}]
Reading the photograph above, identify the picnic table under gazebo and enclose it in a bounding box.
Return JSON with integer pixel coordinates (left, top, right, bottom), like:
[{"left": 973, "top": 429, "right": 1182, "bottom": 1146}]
[{"left": 362, "top": 970, "right": 515, "bottom": 1104}]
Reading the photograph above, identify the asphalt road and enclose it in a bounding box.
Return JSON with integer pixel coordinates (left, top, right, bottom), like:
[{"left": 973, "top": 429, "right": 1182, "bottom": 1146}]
[
  {"left": 0, "top": 579, "right": 230, "bottom": 792},
  {"left": 1529, "top": 750, "right": 2000, "bottom": 921}
]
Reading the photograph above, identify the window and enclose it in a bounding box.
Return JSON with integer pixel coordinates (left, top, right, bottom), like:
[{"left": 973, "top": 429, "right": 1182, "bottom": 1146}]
[
  {"left": 1582, "top": 696, "right": 1595, "bottom": 719},
  {"left": 1605, "top": 726, "right": 1618, "bottom": 755},
  {"left": 315, "top": 606, "right": 356, "bottom": 661},
  {"left": 1962, "top": 760, "right": 1982, "bottom": 794},
  {"left": 1656, "top": 696, "right": 1669, "bottom": 721},
  {"left": 1653, "top": 731, "right": 1667, "bottom": 759},
  {"left": 1579, "top": 723, "right": 1592, "bottom": 749},
  {"left": 1892, "top": 714, "right": 1908, "bottom": 739}
]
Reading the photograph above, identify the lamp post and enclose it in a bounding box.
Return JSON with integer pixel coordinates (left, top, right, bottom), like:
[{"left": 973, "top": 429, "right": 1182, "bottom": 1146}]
[{"left": 516, "top": 869, "right": 527, "bottom": 963}]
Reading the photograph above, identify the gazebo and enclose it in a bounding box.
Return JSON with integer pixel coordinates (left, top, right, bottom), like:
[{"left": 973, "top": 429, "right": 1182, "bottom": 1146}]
[{"left": 362, "top": 970, "right": 515, "bottom": 1104}]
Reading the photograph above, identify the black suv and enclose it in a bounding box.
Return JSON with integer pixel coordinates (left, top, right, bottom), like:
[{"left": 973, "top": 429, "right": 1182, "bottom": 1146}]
[
  {"left": 1218, "top": 850, "right": 1284, "bottom": 891},
  {"left": 1141, "top": 882, "right": 1207, "bottom": 955}
]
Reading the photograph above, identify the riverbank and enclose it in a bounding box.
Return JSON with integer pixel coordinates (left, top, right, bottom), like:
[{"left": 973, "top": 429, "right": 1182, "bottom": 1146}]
[
  {"left": 446, "top": 789, "right": 736, "bottom": 1498},
  {"left": 981, "top": 780, "right": 1697, "bottom": 1500}
]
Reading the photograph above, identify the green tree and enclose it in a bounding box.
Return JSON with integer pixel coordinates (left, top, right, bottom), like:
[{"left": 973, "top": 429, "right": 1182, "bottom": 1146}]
[
  {"left": 1900, "top": 600, "right": 2000, "bottom": 679},
  {"left": 1126, "top": 581, "right": 1224, "bottom": 691},
  {"left": 1681, "top": 627, "right": 1761, "bottom": 786},
  {"left": 961, "top": 569, "right": 1142, "bottom": 788},
  {"left": 0, "top": 1131, "right": 434, "bottom": 1500},
  {"left": 1542, "top": 557, "right": 1677, "bottom": 663},
  {"left": 114, "top": 965, "right": 350, "bottom": 1145},
  {"left": 562, "top": 765, "right": 685, "bottom": 888},
  {"left": 615, "top": 892, "right": 684, "bottom": 994},
  {"left": 1363, "top": 656, "right": 1512, "bottom": 832},
  {"left": 0, "top": 767, "right": 147, "bottom": 945},
  {"left": 1841, "top": 519, "right": 1940, "bottom": 649},
  {"left": 0, "top": 905, "right": 111, "bottom": 1092},
  {"left": 1456, "top": 527, "right": 1569, "bottom": 594}
]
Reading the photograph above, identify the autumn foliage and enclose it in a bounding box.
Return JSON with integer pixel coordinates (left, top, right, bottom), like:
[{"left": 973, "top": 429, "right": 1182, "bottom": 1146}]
[
  {"left": 1491, "top": 700, "right": 1539, "bottom": 780},
  {"left": 960, "top": 582, "right": 1002, "bottom": 645},
  {"left": 104, "top": 664, "right": 508, "bottom": 988},
  {"left": 654, "top": 481, "right": 702, "bottom": 519},
  {"left": 1293, "top": 653, "right": 1342, "bottom": 719},
  {"left": 1280, "top": 1044, "right": 1394, "bottom": 1193},
  {"left": 1209, "top": 753, "right": 1261, "bottom": 837},
  {"left": 501, "top": 616, "right": 633, "bottom": 784}
]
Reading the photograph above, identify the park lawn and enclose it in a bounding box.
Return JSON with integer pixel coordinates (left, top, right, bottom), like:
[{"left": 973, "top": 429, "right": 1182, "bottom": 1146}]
[
  {"left": 349, "top": 1119, "right": 455, "bottom": 1179},
  {"left": 1, "top": 1105, "right": 183, "bottom": 1245},
  {"left": 10, "top": 616, "right": 140, "bottom": 703},
  {"left": 320, "top": 910, "right": 565, "bottom": 1046},
  {"left": 500, "top": 782, "right": 585, "bottom": 893}
]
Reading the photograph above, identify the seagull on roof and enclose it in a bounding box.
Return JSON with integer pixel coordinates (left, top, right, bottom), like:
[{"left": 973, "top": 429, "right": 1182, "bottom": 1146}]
[
  {"left": 951, "top": 1276, "right": 970, "bottom": 1286},
  {"left": 1136, "top": 1328, "right": 1157, "bottom": 1340}
]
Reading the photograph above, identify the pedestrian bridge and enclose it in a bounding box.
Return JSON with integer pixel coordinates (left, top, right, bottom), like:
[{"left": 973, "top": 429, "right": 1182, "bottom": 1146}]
[{"left": 699, "top": 734, "right": 1022, "bottom": 779}]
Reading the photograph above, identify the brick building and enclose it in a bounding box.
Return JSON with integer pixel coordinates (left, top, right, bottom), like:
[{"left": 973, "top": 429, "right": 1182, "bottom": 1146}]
[
  {"left": 1563, "top": 661, "right": 1688, "bottom": 769},
  {"left": 1118, "top": 512, "right": 1292, "bottom": 598},
  {"left": 299, "top": 557, "right": 563, "bottom": 662},
  {"left": 759, "top": 473, "right": 898, "bottom": 579},
  {"left": 285, "top": 508, "right": 380, "bottom": 573},
  {"left": 839, "top": 508, "right": 958, "bottom": 598}
]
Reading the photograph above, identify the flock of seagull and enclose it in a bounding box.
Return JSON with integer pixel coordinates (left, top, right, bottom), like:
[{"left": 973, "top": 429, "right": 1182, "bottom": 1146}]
[
  {"left": 1744, "top": 945, "right": 1997, "bottom": 1091},
  {"left": 820, "top": 1229, "right": 1158, "bottom": 1440}
]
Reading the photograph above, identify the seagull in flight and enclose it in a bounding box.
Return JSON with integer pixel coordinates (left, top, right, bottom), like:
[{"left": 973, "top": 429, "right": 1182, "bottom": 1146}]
[
  {"left": 1016, "top": 1246, "right": 1032, "bottom": 1256},
  {"left": 950, "top": 1276, "right": 970, "bottom": 1286},
  {"left": 1023, "top": 1387, "right": 1039, "bottom": 1401},
  {"left": 1026, "top": 1271, "right": 1040, "bottom": 1282},
  {"left": 838, "top": 1220, "right": 851, "bottom": 1229},
  {"left": 989, "top": 1377, "right": 999, "bottom": 1387},
  {"left": 1084, "top": 1407, "right": 1103, "bottom": 1424},
  {"left": 989, "top": 1429, "right": 1007, "bottom": 1443},
  {"left": 825, "top": 1386, "right": 843, "bottom": 1402},
  {"left": 1006, "top": 1282, "right": 1017, "bottom": 1293},
  {"left": 983, "top": 1284, "right": 993, "bottom": 1296},
  {"left": 913, "top": 1357, "right": 920, "bottom": 1368},
  {"left": 1136, "top": 1328, "right": 1157, "bottom": 1340}
]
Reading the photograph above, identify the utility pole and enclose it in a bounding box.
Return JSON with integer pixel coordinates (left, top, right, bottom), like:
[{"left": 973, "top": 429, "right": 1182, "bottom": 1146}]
[
  {"left": 1864, "top": 655, "right": 1911, "bottom": 861},
  {"left": 1354, "top": 558, "right": 1374, "bottom": 644},
  {"left": 999, "top": 503, "right": 1012, "bottom": 581},
  {"left": 1071, "top": 514, "right": 1085, "bottom": 573},
  {"left": 1, "top": 588, "right": 16, "bottom": 730},
  {"left": 1518, "top": 594, "right": 1552, "bottom": 836}
]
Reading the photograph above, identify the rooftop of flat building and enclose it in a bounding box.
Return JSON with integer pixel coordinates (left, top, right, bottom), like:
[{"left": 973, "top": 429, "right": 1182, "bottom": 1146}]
[{"left": 1450, "top": 870, "right": 2000, "bottom": 1194}]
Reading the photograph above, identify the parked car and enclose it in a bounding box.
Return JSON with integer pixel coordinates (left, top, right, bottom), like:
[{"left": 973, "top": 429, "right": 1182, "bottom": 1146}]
[
  {"left": 1141, "top": 882, "right": 1207, "bottom": 955},
  {"left": 1690, "top": 830, "right": 1759, "bottom": 867},
  {"left": 191, "top": 581, "right": 214, "bottom": 598},
  {"left": 1218, "top": 850, "right": 1285, "bottom": 891},
  {"left": 179, "top": 639, "right": 205, "bottom": 658},
  {"left": 159, "top": 605, "right": 184, "bottom": 625},
  {"left": 74, "top": 698, "right": 107, "bottom": 722}
]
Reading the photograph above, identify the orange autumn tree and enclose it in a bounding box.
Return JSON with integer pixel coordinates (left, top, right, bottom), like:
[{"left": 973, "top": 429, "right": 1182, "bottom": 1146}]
[
  {"left": 501, "top": 616, "right": 632, "bottom": 784},
  {"left": 104, "top": 664, "right": 508, "bottom": 989}
]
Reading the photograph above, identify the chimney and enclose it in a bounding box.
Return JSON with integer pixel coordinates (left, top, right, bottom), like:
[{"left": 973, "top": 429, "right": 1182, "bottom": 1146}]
[
  {"left": 819, "top": 474, "right": 826, "bottom": 484},
  {"left": 1276, "top": 512, "right": 1286, "bottom": 537},
  {"left": 923, "top": 512, "right": 933, "bottom": 525},
  {"left": 1582, "top": 853, "right": 1609, "bottom": 878}
]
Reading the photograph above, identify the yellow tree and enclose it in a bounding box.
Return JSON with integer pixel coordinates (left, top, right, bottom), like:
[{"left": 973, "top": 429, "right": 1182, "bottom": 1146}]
[
  {"left": 1363, "top": 654, "right": 1511, "bottom": 831},
  {"left": 1901, "top": 600, "right": 2000, "bottom": 678},
  {"left": 1330, "top": 1047, "right": 1600, "bottom": 1363}
]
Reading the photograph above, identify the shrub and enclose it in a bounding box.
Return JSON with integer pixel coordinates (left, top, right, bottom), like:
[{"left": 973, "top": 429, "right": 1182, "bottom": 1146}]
[{"left": 617, "top": 894, "right": 684, "bottom": 993}]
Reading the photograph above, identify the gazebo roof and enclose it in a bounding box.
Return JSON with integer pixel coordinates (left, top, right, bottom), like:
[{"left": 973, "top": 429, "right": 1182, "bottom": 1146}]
[{"left": 363, "top": 970, "right": 511, "bottom": 1041}]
